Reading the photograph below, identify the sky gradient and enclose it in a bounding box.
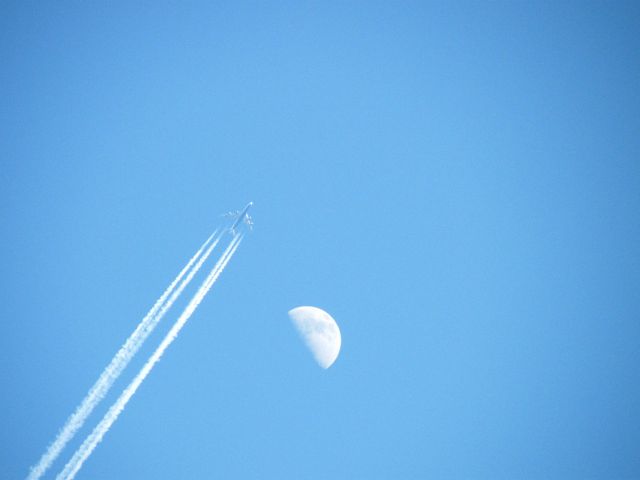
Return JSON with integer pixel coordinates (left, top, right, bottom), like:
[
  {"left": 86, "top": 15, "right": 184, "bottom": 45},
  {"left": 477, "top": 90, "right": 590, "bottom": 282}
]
[{"left": 2, "top": 2, "right": 640, "bottom": 479}]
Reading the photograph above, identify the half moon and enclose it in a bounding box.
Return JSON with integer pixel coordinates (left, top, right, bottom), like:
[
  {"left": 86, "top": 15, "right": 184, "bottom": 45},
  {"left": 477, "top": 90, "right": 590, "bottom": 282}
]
[{"left": 288, "top": 306, "right": 341, "bottom": 369}]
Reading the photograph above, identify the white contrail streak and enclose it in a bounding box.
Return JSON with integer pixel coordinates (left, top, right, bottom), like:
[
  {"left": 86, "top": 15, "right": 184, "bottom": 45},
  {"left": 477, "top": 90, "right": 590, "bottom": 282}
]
[
  {"left": 27, "top": 230, "right": 221, "bottom": 480},
  {"left": 56, "top": 233, "right": 243, "bottom": 480}
]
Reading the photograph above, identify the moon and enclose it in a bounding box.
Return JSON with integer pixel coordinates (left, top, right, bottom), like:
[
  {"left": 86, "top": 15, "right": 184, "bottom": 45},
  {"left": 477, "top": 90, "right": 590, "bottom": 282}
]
[{"left": 288, "top": 306, "right": 341, "bottom": 369}]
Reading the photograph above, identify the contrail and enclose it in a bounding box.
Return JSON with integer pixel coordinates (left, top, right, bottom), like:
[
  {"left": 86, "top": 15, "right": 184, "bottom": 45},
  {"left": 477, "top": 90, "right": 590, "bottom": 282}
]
[
  {"left": 27, "top": 230, "right": 221, "bottom": 480},
  {"left": 56, "top": 233, "right": 244, "bottom": 480}
]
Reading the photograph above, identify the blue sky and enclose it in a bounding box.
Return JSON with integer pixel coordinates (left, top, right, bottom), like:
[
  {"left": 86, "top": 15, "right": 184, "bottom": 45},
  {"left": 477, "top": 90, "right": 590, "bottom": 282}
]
[{"left": 2, "top": 2, "right": 640, "bottom": 478}]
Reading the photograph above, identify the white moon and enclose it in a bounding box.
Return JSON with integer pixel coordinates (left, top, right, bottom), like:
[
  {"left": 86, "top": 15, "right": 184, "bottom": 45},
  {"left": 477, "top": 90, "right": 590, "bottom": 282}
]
[{"left": 288, "top": 306, "right": 341, "bottom": 369}]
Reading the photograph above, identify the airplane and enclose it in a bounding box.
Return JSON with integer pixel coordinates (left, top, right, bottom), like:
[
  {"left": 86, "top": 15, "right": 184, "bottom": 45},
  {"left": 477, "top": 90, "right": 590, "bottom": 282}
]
[{"left": 225, "top": 202, "right": 254, "bottom": 234}]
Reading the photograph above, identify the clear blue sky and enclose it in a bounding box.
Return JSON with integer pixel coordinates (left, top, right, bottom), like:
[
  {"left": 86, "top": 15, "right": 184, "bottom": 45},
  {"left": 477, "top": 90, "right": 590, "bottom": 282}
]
[{"left": 2, "top": 2, "right": 640, "bottom": 479}]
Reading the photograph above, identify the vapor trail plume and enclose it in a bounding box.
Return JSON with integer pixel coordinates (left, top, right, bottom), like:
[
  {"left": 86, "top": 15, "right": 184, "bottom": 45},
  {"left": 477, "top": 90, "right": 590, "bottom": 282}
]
[
  {"left": 56, "top": 233, "right": 244, "bottom": 480},
  {"left": 27, "top": 231, "right": 220, "bottom": 480}
]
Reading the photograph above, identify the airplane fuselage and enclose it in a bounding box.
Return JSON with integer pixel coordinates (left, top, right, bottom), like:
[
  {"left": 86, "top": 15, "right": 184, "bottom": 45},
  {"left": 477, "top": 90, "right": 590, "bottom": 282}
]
[{"left": 230, "top": 202, "right": 253, "bottom": 233}]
